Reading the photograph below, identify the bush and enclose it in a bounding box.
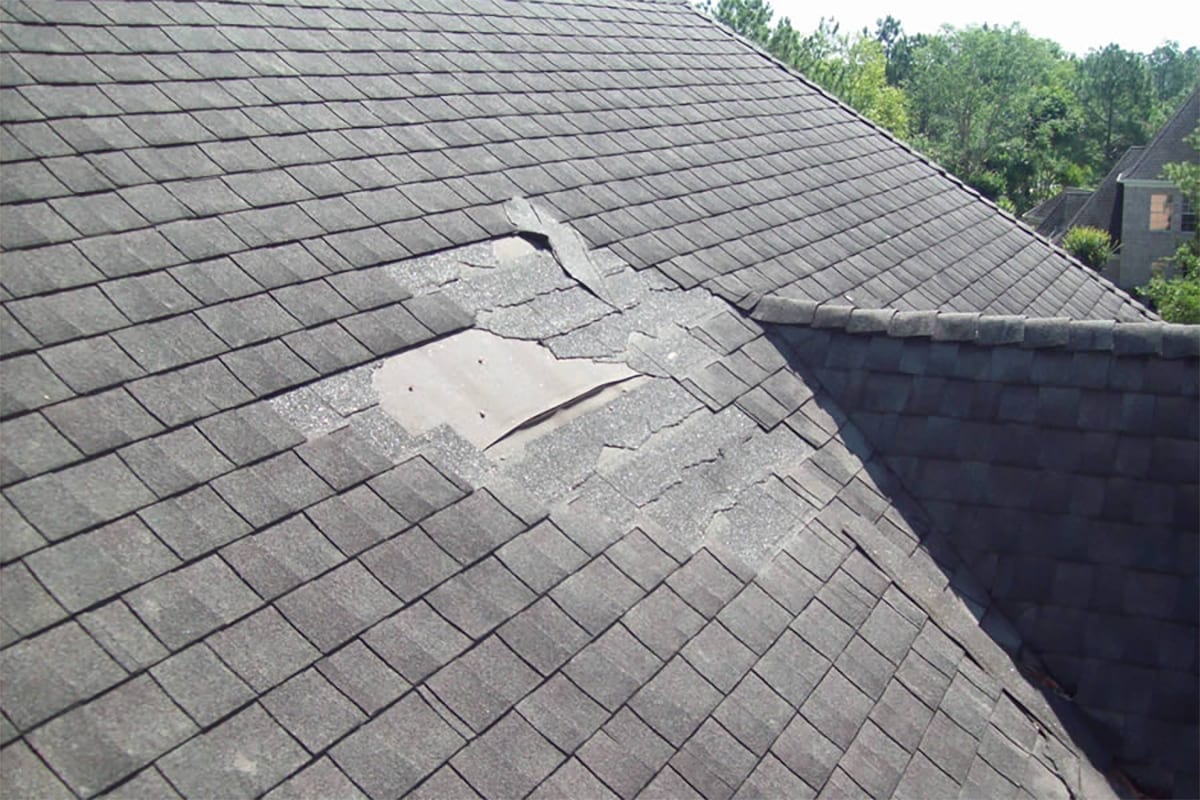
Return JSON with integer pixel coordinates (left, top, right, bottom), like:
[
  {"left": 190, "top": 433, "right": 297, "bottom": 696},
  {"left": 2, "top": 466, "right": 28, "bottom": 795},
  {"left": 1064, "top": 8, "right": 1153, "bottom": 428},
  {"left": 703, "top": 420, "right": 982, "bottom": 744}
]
[
  {"left": 1139, "top": 237, "right": 1200, "bottom": 324},
  {"left": 1062, "top": 226, "right": 1114, "bottom": 269}
]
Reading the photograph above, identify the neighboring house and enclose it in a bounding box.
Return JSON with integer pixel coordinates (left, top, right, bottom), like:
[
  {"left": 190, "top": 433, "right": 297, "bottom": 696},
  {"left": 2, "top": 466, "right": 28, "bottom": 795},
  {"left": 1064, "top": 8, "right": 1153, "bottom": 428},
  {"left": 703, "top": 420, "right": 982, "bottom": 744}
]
[
  {"left": 1029, "top": 88, "right": 1199, "bottom": 289},
  {"left": 0, "top": 3, "right": 1196, "bottom": 800}
]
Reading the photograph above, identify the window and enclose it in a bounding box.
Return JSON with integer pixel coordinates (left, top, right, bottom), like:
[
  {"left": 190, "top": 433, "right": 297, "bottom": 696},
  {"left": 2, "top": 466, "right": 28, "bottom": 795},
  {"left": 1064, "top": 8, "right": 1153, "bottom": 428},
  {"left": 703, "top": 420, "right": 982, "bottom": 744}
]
[
  {"left": 1183, "top": 196, "right": 1196, "bottom": 233},
  {"left": 1149, "top": 193, "right": 1172, "bottom": 231}
]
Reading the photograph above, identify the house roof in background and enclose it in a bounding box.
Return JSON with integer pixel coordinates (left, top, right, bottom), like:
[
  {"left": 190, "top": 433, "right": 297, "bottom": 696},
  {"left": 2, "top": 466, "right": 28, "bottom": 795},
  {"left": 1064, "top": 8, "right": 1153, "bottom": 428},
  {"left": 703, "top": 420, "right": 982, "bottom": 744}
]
[
  {"left": 1122, "top": 86, "right": 1200, "bottom": 183},
  {"left": 0, "top": 1, "right": 1194, "bottom": 799},
  {"left": 1060, "top": 145, "right": 1146, "bottom": 240}
]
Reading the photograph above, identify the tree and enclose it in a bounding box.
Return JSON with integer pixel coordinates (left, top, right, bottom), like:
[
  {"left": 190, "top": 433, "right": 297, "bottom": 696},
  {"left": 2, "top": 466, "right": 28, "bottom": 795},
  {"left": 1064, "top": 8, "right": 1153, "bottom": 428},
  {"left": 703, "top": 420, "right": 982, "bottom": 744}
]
[
  {"left": 1147, "top": 42, "right": 1200, "bottom": 121},
  {"left": 902, "top": 25, "right": 1078, "bottom": 211},
  {"left": 1076, "top": 45, "right": 1154, "bottom": 167},
  {"left": 708, "top": 0, "right": 774, "bottom": 45},
  {"left": 1062, "top": 226, "right": 1114, "bottom": 268}
]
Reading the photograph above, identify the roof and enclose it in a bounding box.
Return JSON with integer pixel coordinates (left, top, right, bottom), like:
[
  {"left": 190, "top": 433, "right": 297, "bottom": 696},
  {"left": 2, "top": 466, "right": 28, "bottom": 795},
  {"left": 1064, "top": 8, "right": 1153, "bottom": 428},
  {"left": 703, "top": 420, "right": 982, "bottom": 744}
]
[
  {"left": 1023, "top": 188, "right": 1091, "bottom": 241},
  {"left": 1121, "top": 86, "right": 1200, "bottom": 183},
  {"left": 1056, "top": 146, "right": 1146, "bottom": 242},
  {"left": 0, "top": 0, "right": 1153, "bottom": 322},
  {"left": 1, "top": 2, "right": 1197, "bottom": 800}
]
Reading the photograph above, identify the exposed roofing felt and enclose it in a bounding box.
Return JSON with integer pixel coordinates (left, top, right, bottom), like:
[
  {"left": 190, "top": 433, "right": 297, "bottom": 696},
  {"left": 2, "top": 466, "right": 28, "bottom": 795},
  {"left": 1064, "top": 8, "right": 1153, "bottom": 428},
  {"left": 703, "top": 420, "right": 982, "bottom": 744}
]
[
  {"left": 1122, "top": 86, "right": 1200, "bottom": 183},
  {"left": 1, "top": 2, "right": 1197, "bottom": 800}
]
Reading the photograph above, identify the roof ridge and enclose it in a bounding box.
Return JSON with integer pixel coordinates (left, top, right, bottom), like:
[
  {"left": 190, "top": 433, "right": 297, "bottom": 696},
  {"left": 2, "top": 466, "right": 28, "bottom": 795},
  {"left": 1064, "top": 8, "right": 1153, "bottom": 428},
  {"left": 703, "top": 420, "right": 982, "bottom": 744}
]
[
  {"left": 1125, "top": 84, "right": 1200, "bottom": 180},
  {"left": 750, "top": 295, "right": 1200, "bottom": 358},
  {"left": 685, "top": 4, "right": 1155, "bottom": 321}
]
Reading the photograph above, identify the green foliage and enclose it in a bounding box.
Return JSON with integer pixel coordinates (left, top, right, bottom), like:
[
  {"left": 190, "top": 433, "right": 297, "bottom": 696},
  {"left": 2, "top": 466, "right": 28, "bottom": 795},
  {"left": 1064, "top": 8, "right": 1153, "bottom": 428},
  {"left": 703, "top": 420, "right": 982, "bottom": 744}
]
[
  {"left": 697, "top": 0, "right": 1200, "bottom": 216},
  {"left": 1062, "top": 226, "right": 1115, "bottom": 268},
  {"left": 1163, "top": 126, "right": 1200, "bottom": 206},
  {"left": 1076, "top": 44, "right": 1154, "bottom": 165},
  {"left": 1139, "top": 238, "right": 1200, "bottom": 323}
]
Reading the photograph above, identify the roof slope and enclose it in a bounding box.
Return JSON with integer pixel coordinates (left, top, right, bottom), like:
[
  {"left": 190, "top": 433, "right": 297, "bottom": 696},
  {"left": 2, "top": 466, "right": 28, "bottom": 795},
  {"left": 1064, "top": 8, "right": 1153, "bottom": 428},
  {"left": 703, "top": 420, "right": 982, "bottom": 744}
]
[
  {"left": 1122, "top": 86, "right": 1199, "bottom": 182},
  {"left": 0, "top": 0, "right": 1151, "bottom": 322},
  {"left": 0, "top": 1, "right": 1193, "bottom": 799},
  {"left": 1058, "top": 146, "right": 1145, "bottom": 242},
  {"left": 0, "top": 228, "right": 1124, "bottom": 800}
]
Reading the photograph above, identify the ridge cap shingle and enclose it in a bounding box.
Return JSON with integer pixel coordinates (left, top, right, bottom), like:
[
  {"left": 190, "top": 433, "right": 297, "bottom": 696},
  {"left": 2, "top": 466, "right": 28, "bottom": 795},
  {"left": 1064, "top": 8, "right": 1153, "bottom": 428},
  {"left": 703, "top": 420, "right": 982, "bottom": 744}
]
[{"left": 751, "top": 295, "right": 1199, "bottom": 358}]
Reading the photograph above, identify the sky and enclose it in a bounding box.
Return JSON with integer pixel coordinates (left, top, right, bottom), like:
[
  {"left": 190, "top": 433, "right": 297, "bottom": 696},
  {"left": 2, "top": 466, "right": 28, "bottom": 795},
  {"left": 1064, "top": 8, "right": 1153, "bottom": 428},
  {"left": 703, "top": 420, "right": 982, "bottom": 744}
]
[{"left": 770, "top": 0, "right": 1199, "bottom": 56}]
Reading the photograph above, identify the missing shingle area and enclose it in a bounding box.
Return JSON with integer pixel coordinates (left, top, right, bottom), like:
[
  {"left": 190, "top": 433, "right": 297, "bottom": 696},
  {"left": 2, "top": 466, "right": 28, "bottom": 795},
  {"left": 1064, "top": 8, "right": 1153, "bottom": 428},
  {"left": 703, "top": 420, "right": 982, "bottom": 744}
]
[{"left": 372, "top": 328, "right": 640, "bottom": 451}]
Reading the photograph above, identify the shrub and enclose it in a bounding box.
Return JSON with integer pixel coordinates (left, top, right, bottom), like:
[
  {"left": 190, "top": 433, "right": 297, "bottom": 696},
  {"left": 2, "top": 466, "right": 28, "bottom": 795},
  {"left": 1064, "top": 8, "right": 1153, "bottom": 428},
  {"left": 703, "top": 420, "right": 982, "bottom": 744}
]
[
  {"left": 1062, "top": 225, "right": 1114, "bottom": 269},
  {"left": 1139, "top": 237, "right": 1200, "bottom": 324}
]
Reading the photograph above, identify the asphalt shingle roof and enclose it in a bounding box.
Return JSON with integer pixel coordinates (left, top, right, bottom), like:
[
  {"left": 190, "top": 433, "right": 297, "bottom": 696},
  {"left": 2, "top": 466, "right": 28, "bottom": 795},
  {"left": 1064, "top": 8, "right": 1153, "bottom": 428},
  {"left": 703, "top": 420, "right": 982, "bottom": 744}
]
[{"left": 1, "top": 2, "right": 1197, "bottom": 799}]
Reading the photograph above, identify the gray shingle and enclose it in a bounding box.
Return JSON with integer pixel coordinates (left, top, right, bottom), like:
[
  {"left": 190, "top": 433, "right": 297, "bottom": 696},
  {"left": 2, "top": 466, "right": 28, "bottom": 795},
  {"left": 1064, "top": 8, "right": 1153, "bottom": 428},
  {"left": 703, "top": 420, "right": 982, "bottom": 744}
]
[
  {"left": 0, "top": 562, "right": 65, "bottom": 644},
  {"left": 263, "top": 757, "right": 368, "bottom": 800},
  {"left": 577, "top": 708, "right": 674, "bottom": 799},
  {"left": 770, "top": 715, "right": 843, "bottom": 794},
  {"left": 27, "top": 516, "right": 178, "bottom": 612},
  {"left": 129, "top": 359, "right": 253, "bottom": 427},
  {"left": 0, "top": 412, "right": 80, "bottom": 485},
  {"left": 453, "top": 711, "right": 565, "bottom": 800},
  {"left": 894, "top": 753, "right": 962, "bottom": 800},
  {"left": 316, "top": 640, "right": 409, "bottom": 716},
  {"left": 499, "top": 596, "right": 590, "bottom": 676},
  {"left": 332, "top": 692, "right": 465, "bottom": 799},
  {"left": 138, "top": 485, "right": 250, "bottom": 560},
  {"left": 528, "top": 759, "right": 617, "bottom": 800},
  {"left": 158, "top": 703, "right": 307, "bottom": 798},
  {"left": 630, "top": 657, "right": 722, "bottom": 747},
  {"left": 43, "top": 388, "right": 163, "bottom": 455},
  {"left": 427, "top": 557, "right": 534, "bottom": 640},
  {"left": 222, "top": 514, "right": 342, "bottom": 600},
  {"left": 496, "top": 519, "right": 589, "bottom": 594},
  {"left": 76, "top": 599, "right": 166, "bottom": 673},
  {"left": 152, "top": 642, "right": 255, "bottom": 727},
  {"left": 7, "top": 285, "right": 127, "bottom": 346},
  {"left": 126, "top": 555, "right": 261, "bottom": 650},
  {"left": 681, "top": 620, "right": 757, "bottom": 694},
  {"left": 736, "top": 754, "right": 816, "bottom": 800},
  {"left": 0, "top": 621, "right": 126, "bottom": 730},
  {"left": 670, "top": 719, "right": 758, "bottom": 800},
  {"left": 196, "top": 401, "right": 305, "bottom": 466},
  {"left": 30, "top": 675, "right": 196, "bottom": 796},
  {"left": 0, "top": 741, "right": 73, "bottom": 800},
  {"left": 623, "top": 585, "right": 706, "bottom": 661},
  {"left": 263, "top": 668, "right": 366, "bottom": 752},
  {"left": 553, "top": 555, "right": 645, "bottom": 635},
  {"left": 212, "top": 452, "right": 332, "bottom": 529},
  {"left": 517, "top": 673, "right": 608, "bottom": 752},
  {"left": 565, "top": 623, "right": 662, "bottom": 712},
  {"left": 5, "top": 454, "right": 156, "bottom": 540},
  {"left": 0, "top": 354, "right": 73, "bottom": 416},
  {"left": 364, "top": 600, "right": 470, "bottom": 683},
  {"left": 667, "top": 550, "right": 744, "bottom": 618},
  {"left": 920, "top": 711, "right": 978, "bottom": 782},
  {"left": 220, "top": 339, "right": 318, "bottom": 395},
  {"left": 277, "top": 560, "right": 400, "bottom": 652},
  {"left": 718, "top": 583, "right": 792, "bottom": 655},
  {"left": 421, "top": 488, "right": 526, "bottom": 565},
  {"left": 799, "top": 668, "right": 874, "bottom": 750},
  {"left": 368, "top": 455, "right": 466, "bottom": 524},
  {"left": 207, "top": 606, "right": 318, "bottom": 694},
  {"left": 118, "top": 425, "right": 233, "bottom": 497}
]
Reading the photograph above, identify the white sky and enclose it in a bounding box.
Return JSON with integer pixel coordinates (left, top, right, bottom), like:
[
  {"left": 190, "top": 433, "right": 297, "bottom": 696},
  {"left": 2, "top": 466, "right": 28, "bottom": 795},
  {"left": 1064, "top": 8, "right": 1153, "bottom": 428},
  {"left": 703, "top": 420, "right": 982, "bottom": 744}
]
[{"left": 770, "top": 0, "right": 1200, "bottom": 56}]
